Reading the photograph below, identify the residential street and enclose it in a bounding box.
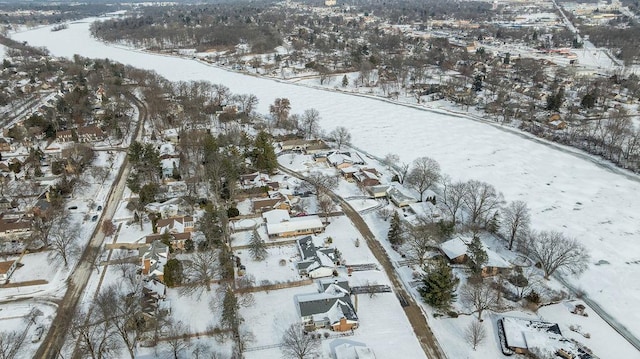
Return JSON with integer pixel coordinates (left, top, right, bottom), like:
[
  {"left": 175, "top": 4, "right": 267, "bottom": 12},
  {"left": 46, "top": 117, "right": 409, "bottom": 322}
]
[{"left": 35, "top": 94, "right": 147, "bottom": 359}]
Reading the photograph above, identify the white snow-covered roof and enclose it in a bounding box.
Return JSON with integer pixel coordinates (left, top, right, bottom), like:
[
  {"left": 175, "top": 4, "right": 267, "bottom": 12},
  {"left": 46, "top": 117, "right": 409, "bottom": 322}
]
[
  {"left": 335, "top": 343, "right": 376, "bottom": 359},
  {"left": 486, "top": 245, "right": 512, "bottom": 268},
  {"left": 440, "top": 237, "right": 468, "bottom": 259},
  {"left": 266, "top": 215, "right": 324, "bottom": 236},
  {"left": 261, "top": 209, "right": 290, "bottom": 223},
  {"left": 502, "top": 317, "right": 563, "bottom": 351}
]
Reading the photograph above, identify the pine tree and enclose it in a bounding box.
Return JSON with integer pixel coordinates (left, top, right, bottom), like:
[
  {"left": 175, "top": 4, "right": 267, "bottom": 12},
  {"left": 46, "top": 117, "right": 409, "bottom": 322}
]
[
  {"left": 342, "top": 75, "right": 349, "bottom": 87},
  {"left": 388, "top": 212, "right": 403, "bottom": 245},
  {"left": 253, "top": 131, "right": 278, "bottom": 173},
  {"left": 163, "top": 259, "right": 183, "bottom": 287},
  {"left": 418, "top": 260, "right": 459, "bottom": 309},
  {"left": 221, "top": 286, "right": 241, "bottom": 330},
  {"left": 248, "top": 229, "right": 268, "bottom": 261},
  {"left": 467, "top": 236, "right": 488, "bottom": 274}
]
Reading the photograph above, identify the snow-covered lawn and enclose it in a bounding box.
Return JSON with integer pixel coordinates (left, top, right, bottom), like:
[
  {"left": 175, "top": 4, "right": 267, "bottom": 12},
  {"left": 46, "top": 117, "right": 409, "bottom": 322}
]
[{"left": 235, "top": 245, "right": 301, "bottom": 284}]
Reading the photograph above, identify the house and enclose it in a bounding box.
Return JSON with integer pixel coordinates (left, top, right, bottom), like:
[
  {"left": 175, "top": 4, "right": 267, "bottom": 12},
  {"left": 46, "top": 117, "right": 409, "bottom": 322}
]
[
  {"left": 162, "top": 128, "right": 180, "bottom": 144},
  {"left": 252, "top": 192, "right": 291, "bottom": 213},
  {"left": 139, "top": 240, "right": 169, "bottom": 282},
  {"left": 0, "top": 260, "right": 18, "bottom": 284},
  {"left": 305, "top": 140, "right": 331, "bottom": 154},
  {"left": 262, "top": 209, "right": 324, "bottom": 238},
  {"left": 156, "top": 216, "right": 194, "bottom": 234},
  {"left": 141, "top": 278, "right": 171, "bottom": 319},
  {"left": 353, "top": 168, "right": 380, "bottom": 187},
  {"left": 280, "top": 139, "right": 320, "bottom": 152},
  {"left": 0, "top": 138, "right": 14, "bottom": 153},
  {"left": 367, "top": 185, "right": 390, "bottom": 199},
  {"left": 387, "top": 187, "right": 417, "bottom": 207},
  {"left": 77, "top": 126, "right": 105, "bottom": 142},
  {"left": 145, "top": 232, "right": 191, "bottom": 251},
  {"left": 499, "top": 317, "right": 567, "bottom": 356},
  {"left": 55, "top": 130, "right": 73, "bottom": 143},
  {"left": 440, "top": 236, "right": 512, "bottom": 276},
  {"left": 161, "top": 157, "right": 180, "bottom": 179},
  {"left": 333, "top": 342, "right": 376, "bottom": 359},
  {"left": 439, "top": 237, "right": 468, "bottom": 264},
  {"left": 0, "top": 218, "right": 32, "bottom": 240},
  {"left": 296, "top": 236, "right": 340, "bottom": 278},
  {"left": 327, "top": 151, "right": 365, "bottom": 169},
  {"left": 295, "top": 277, "right": 358, "bottom": 332}
]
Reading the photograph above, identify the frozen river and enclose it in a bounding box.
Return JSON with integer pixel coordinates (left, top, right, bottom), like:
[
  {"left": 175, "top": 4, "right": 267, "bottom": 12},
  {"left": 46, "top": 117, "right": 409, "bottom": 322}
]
[{"left": 12, "top": 20, "right": 640, "bottom": 342}]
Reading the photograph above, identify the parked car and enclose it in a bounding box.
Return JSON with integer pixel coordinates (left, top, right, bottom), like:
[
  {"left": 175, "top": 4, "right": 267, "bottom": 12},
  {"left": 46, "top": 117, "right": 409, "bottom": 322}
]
[
  {"left": 68, "top": 206, "right": 78, "bottom": 210},
  {"left": 96, "top": 205, "right": 102, "bottom": 211},
  {"left": 31, "top": 326, "right": 44, "bottom": 343},
  {"left": 91, "top": 215, "right": 98, "bottom": 222}
]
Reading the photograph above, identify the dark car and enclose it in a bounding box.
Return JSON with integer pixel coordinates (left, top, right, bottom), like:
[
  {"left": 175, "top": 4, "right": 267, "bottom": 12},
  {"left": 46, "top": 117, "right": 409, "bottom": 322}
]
[
  {"left": 91, "top": 215, "right": 98, "bottom": 222},
  {"left": 97, "top": 205, "right": 102, "bottom": 211},
  {"left": 68, "top": 206, "right": 78, "bottom": 210}
]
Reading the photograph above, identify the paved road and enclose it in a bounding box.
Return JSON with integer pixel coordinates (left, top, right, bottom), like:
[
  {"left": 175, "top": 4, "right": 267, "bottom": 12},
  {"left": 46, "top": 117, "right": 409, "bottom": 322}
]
[
  {"left": 279, "top": 165, "right": 446, "bottom": 359},
  {"left": 35, "top": 93, "right": 147, "bottom": 359}
]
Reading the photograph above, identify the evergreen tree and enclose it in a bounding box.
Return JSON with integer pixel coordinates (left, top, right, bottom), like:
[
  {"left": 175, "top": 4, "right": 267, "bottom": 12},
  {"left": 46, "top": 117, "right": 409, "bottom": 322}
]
[
  {"left": 342, "top": 75, "right": 349, "bottom": 87},
  {"left": 221, "top": 286, "right": 241, "bottom": 330},
  {"left": 418, "top": 260, "right": 459, "bottom": 309},
  {"left": 163, "top": 259, "right": 182, "bottom": 287},
  {"left": 467, "top": 236, "right": 488, "bottom": 275},
  {"left": 248, "top": 229, "right": 268, "bottom": 261},
  {"left": 253, "top": 131, "right": 278, "bottom": 173},
  {"left": 388, "top": 212, "right": 403, "bottom": 245}
]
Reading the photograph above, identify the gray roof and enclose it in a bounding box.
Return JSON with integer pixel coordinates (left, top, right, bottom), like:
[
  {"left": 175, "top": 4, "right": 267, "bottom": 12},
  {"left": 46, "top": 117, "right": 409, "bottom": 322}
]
[
  {"left": 296, "top": 293, "right": 357, "bottom": 322},
  {"left": 297, "top": 236, "right": 317, "bottom": 260},
  {"left": 318, "top": 277, "right": 350, "bottom": 293}
]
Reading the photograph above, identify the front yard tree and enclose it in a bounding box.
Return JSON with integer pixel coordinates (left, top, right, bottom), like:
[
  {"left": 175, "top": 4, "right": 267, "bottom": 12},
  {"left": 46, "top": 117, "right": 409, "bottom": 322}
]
[
  {"left": 461, "top": 280, "right": 499, "bottom": 321},
  {"left": 502, "top": 200, "right": 531, "bottom": 250},
  {"left": 462, "top": 180, "right": 504, "bottom": 226},
  {"left": 418, "top": 259, "right": 459, "bottom": 309},
  {"left": 281, "top": 323, "right": 320, "bottom": 359},
  {"left": 248, "top": 229, "right": 268, "bottom": 261},
  {"left": 49, "top": 220, "right": 80, "bottom": 266},
  {"left": 465, "top": 321, "right": 487, "bottom": 350},
  {"left": 96, "top": 284, "right": 142, "bottom": 359},
  {"left": 329, "top": 126, "right": 352, "bottom": 150},
  {"left": 525, "top": 231, "right": 589, "bottom": 280},
  {"left": 303, "top": 172, "right": 338, "bottom": 195},
  {"left": 406, "top": 156, "right": 441, "bottom": 202},
  {"left": 72, "top": 308, "right": 117, "bottom": 359},
  {"left": 467, "top": 236, "right": 488, "bottom": 275},
  {"left": 0, "top": 331, "right": 22, "bottom": 359},
  {"left": 387, "top": 211, "right": 402, "bottom": 245},
  {"left": 404, "top": 218, "right": 442, "bottom": 266},
  {"left": 253, "top": 131, "right": 278, "bottom": 174},
  {"left": 317, "top": 193, "right": 336, "bottom": 225}
]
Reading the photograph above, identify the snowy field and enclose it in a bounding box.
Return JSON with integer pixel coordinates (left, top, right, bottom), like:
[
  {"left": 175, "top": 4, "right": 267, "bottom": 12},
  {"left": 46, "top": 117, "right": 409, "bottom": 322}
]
[{"left": 11, "top": 20, "right": 640, "bottom": 350}]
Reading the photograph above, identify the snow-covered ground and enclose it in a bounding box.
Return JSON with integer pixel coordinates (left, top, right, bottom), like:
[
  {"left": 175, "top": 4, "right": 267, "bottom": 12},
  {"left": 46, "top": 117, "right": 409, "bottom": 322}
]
[{"left": 11, "top": 19, "right": 640, "bottom": 353}]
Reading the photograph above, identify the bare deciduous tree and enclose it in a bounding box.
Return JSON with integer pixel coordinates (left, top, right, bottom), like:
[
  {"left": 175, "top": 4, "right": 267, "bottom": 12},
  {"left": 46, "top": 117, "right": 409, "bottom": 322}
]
[
  {"left": 404, "top": 217, "right": 442, "bottom": 265},
  {"left": 180, "top": 249, "right": 220, "bottom": 297},
  {"left": 72, "top": 308, "right": 117, "bottom": 359},
  {"left": 317, "top": 193, "right": 336, "bottom": 225},
  {"left": 406, "top": 156, "right": 441, "bottom": 202},
  {"left": 301, "top": 172, "right": 338, "bottom": 196},
  {"left": 95, "top": 283, "right": 141, "bottom": 359},
  {"left": 0, "top": 330, "right": 22, "bottom": 359},
  {"left": 280, "top": 323, "right": 320, "bottom": 359},
  {"left": 440, "top": 177, "right": 468, "bottom": 226},
  {"left": 461, "top": 280, "right": 499, "bottom": 321},
  {"left": 462, "top": 180, "right": 504, "bottom": 226},
  {"left": 465, "top": 320, "right": 487, "bottom": 350},
  {"left": 165, "top": 320, "right": 190, "bottom": 359},
  {"left": 329, "top": 126, "right": 352, "bottom": 150},
  {"left": 300, "top": 108, "right": 320, "bottom": 139},
  {"left": 48, "top": 219, "right": 80, "bottom": 266},
  {"left": 502, "top": 200, "right": 530, "bottom": 250},
  {"left": 525, "top": 231, "right": 589, "bottom": 280}
]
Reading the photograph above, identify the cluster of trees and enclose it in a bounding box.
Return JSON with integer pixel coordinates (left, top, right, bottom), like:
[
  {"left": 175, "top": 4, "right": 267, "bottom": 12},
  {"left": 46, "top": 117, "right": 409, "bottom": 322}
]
[{"left": 90, "top": 4, "right": 282, "bottom": 53}]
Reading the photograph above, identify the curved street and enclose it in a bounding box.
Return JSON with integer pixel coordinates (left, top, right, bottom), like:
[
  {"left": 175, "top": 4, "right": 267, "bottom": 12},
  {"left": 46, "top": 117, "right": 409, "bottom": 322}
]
[{"left": 278, "top": 165, "right": 447, "bottom": 359}]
